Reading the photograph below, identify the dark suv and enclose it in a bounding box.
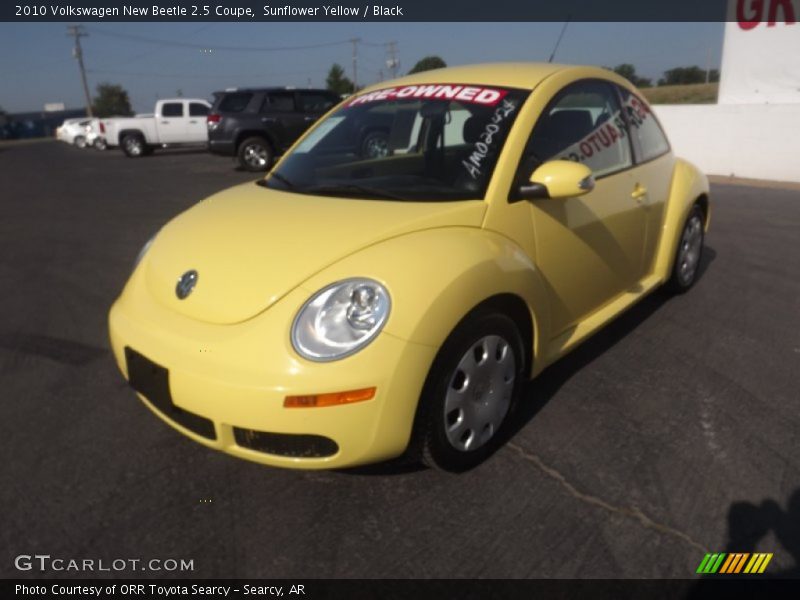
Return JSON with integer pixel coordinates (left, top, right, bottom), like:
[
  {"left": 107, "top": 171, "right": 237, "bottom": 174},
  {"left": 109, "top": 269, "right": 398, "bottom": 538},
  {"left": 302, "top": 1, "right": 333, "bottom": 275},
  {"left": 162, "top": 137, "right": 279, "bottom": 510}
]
[{"left": 207, "top": 88, "right": 342, "bottom": 171}]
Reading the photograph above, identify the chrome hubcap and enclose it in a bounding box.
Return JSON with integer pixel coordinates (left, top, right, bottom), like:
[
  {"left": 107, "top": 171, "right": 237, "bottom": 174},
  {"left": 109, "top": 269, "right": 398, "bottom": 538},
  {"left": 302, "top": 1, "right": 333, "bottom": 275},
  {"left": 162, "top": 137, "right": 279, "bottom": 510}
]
[
  {"left": 243, "top": 144, "right": 268, "bottom": 167},
  {"left": 364, "top": 136, "right": 389, "bottom": 158},
  {"left": 444, "top": 335, "right": 516, "bottom": 452},
  {"left": 125, "top": 139, "right": 142, "bottom": 156},
  {"left": 677, "top": 215, "right": 703, "bottom": 285}
]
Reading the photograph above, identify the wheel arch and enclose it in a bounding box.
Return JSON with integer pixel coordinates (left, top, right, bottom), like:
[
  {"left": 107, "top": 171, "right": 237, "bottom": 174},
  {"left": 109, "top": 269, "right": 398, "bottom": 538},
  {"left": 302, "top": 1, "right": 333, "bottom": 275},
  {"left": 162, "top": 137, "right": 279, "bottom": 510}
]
[
  {"left": 118, "top": 129, "right": 146, "bottom": 146},
  {"left": 654, "top": 158, "right": 711, "bottom": 282},
  {"left": 235, "top": 130, "right": 277, "bottom": 153}
]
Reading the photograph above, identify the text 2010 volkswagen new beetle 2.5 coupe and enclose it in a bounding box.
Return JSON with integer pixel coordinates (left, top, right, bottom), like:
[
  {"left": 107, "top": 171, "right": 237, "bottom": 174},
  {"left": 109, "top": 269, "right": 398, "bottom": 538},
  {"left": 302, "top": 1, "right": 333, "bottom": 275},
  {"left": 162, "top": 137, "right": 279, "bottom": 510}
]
[{"left": 109, "top": 63, "right": 710, "bottom": 471}]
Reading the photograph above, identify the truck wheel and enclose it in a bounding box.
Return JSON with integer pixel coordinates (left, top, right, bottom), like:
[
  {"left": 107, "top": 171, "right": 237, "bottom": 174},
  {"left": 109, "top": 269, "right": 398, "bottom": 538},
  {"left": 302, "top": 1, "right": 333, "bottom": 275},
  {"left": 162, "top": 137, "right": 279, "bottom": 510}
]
[
  {"left": 122, "top": 134, "right": 147, "bottom": 158},
  {"left": 413, "top": 311, "right": 525, "bottom": 472},
  {"left": 73, "top": 135, "right": 86, "bottom": 149},
  {"left": 360, "top": 131, "right": 390, "bottom": 159},
  {"left": 237, "top": 137, "right": 273, "bottom": 171}
]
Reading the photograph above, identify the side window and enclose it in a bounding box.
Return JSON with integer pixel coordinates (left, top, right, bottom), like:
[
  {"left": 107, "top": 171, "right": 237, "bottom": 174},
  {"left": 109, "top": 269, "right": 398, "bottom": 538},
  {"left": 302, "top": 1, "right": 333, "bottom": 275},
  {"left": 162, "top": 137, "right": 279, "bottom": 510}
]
[
  {"left": 161, "top": 103, "right": 184, "bottom": 118},
  {"left": 523, "top": 80, "right": 633, "bottom": 179},
  {"left": 262, "top": 91, "right": 296, "bottom": 112},
  {"left": 298, "top": 92, "right": 337, "bottom": 113},
  {"left": 218, "top": 93, "right": 253, "bottom": 113},
  {"left": 616, "top": 86, "right": 670, "bottom": 162},
  {"left": 189, "top": 103, "right": 209, "bottom": 117}
]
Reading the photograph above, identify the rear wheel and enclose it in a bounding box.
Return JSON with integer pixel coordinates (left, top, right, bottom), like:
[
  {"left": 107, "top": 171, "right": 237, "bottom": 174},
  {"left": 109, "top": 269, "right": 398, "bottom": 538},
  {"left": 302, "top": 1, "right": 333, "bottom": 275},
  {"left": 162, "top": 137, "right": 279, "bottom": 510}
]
[
  {"left": 237, "top": 137, "right": 273, "bottom": 171},
  {"left": 414, "top": 311, "right": 525, "bottom": 472},
  {"left": 73, "top": 135, "right": 86, "bottom": 148},
  {"left": 121, "top": 134, "right": 147, "bottom": 158},
  {"left": 666, "top": 204, "right": 705, "bottom": 293},
  {"left": 93, "top": 137, "right": 107, "bottom": 151}
]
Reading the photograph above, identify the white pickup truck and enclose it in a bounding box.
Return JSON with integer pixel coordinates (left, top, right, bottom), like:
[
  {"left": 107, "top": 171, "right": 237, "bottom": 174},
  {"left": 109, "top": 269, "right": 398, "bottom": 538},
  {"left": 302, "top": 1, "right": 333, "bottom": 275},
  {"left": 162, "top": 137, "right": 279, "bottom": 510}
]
[{"left": 103, "top": 98, "right": 211, "bottom": 157}]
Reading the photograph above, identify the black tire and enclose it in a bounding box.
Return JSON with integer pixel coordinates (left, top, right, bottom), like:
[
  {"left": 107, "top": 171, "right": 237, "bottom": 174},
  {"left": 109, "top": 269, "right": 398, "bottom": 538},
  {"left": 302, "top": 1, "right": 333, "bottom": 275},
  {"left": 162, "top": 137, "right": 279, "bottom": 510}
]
[
  {"left": 665, "top": 204, "right": 705, "bottom": 294},
  {"left": 121, "top": 133, "right": 147, "bottom": 158},
  {"left": 360, "top": 130, "right": 390, "bottom": 159},
  {"left": 413, "top": 311, "right": 526, "bottom": 472},
  {"left": 73, "top": 135, "right": 86, "bottom": 149},
  {"left": 93, "top": 137, "right": 107, "bottom": 151},
  {"left": 237, "top": 136, "right": 273, "bottom": 172}
]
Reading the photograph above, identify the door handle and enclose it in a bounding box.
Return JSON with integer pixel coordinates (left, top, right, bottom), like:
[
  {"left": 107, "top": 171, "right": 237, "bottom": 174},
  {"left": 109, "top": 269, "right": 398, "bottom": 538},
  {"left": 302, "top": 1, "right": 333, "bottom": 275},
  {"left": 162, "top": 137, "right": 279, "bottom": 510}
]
[
  {"left": 189, "top": 120, "right": 197, "bottom": 124},
  {"left": 261, "top": 117, "right": 276, "bottom": 123},
  {"left": 160, "top": 121, "right": 169, "bottom": 125},
  {"left": 631, "top": 183, "right": 648, "bottom": 201},
  {"left": 303, "top": 116, "right": 315, "bottom": 122}
]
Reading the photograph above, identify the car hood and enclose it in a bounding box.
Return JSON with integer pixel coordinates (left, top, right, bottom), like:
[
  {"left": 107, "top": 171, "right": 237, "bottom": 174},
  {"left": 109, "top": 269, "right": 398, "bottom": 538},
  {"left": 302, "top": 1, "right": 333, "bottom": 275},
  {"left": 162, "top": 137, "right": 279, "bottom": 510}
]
[{"left": 144, "top": 182, "right": 487, "bottom": 324}]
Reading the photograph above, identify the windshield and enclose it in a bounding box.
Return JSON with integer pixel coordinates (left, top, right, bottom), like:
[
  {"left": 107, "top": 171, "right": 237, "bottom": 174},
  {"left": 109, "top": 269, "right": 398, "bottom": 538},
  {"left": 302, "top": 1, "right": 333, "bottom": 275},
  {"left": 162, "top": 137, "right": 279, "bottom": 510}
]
[{"left": 263, "top": 84, "right": 529, "bottom": 201}]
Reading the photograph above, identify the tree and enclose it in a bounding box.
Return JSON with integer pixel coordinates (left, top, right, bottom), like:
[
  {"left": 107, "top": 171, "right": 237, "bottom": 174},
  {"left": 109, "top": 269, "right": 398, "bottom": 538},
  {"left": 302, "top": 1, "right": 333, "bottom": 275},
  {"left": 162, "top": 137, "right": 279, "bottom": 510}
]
[
  {"left": 92, "top": 83, "right": 133, "bottom": 117},
  {"left": 605, "top": 63, "right": 652, "bottom": 88},
  {"left": 658, "top": 66, "right": 707, "bottom": 86},
  {"left": 326, "top": 64, "right": 355, "bottom": 96},
  {"left": 408, "top": 56, "right": 447, "bottom": 74}
]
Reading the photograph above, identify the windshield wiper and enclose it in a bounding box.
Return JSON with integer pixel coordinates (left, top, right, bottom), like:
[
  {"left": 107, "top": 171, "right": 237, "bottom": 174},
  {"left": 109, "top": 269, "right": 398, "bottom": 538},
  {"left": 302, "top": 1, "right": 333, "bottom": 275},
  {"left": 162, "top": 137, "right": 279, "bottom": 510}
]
[
  {"left": 257, "top": 171, "right": 295, "bottom": 189},
  {"left": 303, "top": 183, "right": 406, "bottom": 201}
]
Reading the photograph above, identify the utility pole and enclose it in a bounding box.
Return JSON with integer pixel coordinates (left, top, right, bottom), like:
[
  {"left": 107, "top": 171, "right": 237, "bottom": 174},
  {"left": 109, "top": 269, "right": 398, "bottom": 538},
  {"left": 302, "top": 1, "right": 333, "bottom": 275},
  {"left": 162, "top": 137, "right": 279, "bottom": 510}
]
[
  {"left": 67, "top": 25, "right": 93, "bottom": 117},
  {"left": 704, "top": 46, "right": 711, "bottom": 83},
  {"left": 349, "top": 37, "right": 360, "bottom": 90},
  {"left": 386, "top": 41, "right": 399, "bottom": 79}
]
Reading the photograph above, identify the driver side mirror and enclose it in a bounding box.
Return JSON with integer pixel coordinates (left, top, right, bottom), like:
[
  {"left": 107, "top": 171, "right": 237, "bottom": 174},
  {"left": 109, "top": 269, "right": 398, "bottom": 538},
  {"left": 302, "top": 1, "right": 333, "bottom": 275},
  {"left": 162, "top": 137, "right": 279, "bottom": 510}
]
[{"left": 519, "top": 160, "right": 595, "bottom": 200}]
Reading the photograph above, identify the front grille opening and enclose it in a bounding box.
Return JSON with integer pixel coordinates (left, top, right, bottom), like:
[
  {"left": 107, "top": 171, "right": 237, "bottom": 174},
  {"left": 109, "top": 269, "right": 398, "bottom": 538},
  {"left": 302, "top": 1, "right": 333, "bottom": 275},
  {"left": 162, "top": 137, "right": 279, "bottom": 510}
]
[{"left": 234, "top": 427, "right": 338, "bottom": 458}]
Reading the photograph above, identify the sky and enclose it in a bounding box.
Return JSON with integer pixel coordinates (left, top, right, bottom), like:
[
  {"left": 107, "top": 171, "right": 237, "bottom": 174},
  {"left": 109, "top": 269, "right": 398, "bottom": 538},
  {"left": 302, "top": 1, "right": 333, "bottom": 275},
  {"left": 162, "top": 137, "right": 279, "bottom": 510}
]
[{"left": 0, "top": 22, "right": 724, "bottom": 114}]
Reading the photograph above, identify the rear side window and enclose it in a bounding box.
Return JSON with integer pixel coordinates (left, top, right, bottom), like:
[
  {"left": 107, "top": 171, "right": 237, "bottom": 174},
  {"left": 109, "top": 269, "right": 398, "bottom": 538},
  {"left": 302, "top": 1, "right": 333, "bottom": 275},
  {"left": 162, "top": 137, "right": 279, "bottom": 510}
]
[
  {"left": 189, "top": 103, "right": 209, "bottom": 117},
  {"left": 298, "top": 91, "right": 338, "bottom": 112},
  {"left": 161, "top": 103, "right": 183, "bottom": 117},
  {"left": 616, "top": 86, "right": 670, "bottom": 162},
  {"left": 218, "top": 93, "right": 253, "bottom": 113},
  {"left": 262, "top": 91, "right": 296, "bottom": 112}
]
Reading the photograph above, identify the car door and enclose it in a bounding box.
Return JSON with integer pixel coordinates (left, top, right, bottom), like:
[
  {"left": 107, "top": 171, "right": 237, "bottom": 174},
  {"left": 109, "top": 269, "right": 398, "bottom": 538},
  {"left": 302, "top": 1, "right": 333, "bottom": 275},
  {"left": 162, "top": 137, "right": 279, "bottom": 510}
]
[
  {"left": 157, "top": 101, "right": 185, "bottom": 144},
  {"left": 518, "top": 79, "right": 648, "bottom": 337},
  {"left": 297, "top": 90, "right": 339, "bottom": 128},
  {"left": 185, "top": 101, "right": 210, "bottom": 143},
  {"left": 614, "top": 84, "right": 675, "bottom": 276},
  {"left": 260, "top": 91, "right": 306, "bottom": 150}
]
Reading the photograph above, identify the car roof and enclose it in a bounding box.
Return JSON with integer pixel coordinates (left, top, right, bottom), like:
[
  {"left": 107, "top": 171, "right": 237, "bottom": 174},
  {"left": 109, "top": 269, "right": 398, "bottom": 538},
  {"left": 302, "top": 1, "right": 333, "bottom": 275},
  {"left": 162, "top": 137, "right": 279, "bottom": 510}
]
[{"left": 359, "top": 62, "right": 615, "bottom": 92}]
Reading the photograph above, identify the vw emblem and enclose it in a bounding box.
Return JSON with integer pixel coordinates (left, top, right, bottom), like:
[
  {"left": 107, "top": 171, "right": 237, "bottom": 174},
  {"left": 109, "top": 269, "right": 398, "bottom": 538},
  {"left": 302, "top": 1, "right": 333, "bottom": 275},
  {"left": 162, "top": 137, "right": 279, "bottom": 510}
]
[{"left": 175, "top": 270, "right": 198, "bottom": 300}]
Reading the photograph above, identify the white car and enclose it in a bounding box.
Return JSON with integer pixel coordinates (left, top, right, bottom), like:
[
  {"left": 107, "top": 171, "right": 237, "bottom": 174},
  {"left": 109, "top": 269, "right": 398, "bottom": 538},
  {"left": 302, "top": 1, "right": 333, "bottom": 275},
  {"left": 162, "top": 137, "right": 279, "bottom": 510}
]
[
  {"left": 102, "top": 99, "right": 211, "bottom": 157},
  {"left": 56, "top": 118, "right": 91, "bottom": 147}
]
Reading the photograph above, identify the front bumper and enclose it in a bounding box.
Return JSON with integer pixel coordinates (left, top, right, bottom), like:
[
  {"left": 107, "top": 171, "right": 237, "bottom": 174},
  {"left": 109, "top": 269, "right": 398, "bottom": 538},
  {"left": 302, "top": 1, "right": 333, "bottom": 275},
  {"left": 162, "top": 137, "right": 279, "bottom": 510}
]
[{"left": 108, "top": 265, "right": 437, "bottom": 469}]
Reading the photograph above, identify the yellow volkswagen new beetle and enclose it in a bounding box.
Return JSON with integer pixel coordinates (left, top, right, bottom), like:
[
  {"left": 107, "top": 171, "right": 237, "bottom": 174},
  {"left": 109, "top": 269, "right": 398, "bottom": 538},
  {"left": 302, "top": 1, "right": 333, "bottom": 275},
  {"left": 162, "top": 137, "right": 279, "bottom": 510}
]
[{"left": 109, "top": 63, "right": 709, "bottom": 471}]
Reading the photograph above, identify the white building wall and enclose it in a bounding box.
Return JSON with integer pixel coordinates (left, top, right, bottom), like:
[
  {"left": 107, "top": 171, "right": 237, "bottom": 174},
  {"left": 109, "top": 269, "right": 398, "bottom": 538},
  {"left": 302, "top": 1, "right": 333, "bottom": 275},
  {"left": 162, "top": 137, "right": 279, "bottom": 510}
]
[{"left": 654, "top": 104, "right": 800, "bottom": 183}]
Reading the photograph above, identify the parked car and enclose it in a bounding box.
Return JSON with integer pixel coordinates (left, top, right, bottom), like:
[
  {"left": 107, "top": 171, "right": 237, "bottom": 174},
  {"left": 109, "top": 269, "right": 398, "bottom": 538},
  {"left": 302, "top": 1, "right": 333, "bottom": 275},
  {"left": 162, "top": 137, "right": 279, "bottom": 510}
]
[
  {"left": 207, "top": 88, "right": 343, "bottom": 171},
  {"left": 103, "top": 99, "right": 211, "bottom": 157},
  {"left": 85, "top": 118, "right": 107, "bottom": 150},
  {"left": 56, "top": 118, "right": 91, "bottom": 147},
  {"left": 110, "top": 63, "right": 710, "bottom": 472}
]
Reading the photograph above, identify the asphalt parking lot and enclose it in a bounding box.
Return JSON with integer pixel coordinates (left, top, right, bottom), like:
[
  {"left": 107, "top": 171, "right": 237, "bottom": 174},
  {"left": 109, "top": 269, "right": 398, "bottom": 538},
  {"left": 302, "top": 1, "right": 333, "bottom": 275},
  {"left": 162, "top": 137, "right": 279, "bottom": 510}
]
[{"left": 1, "top": 141, "right": 798, "bottom": 580}]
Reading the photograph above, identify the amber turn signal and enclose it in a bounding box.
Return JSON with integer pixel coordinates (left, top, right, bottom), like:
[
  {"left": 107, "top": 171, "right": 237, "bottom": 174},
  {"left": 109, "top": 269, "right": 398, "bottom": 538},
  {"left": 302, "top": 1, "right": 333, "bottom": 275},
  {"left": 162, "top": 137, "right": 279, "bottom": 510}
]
[{"left": 284, "top": 387, "right": 376, "bottom": 408}]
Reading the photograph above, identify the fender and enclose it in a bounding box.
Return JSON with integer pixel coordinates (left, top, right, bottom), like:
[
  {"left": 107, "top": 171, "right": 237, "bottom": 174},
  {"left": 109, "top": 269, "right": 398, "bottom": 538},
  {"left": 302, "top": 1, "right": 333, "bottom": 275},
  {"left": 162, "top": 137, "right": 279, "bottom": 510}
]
[
  {"left": 117, "top": 128, "right": 148, "bottom": 146},
  {"left": 299, "top": 227, "right": 550, "bottom": 379},
  {"left": 653, "top": 157, "right": 710, "bottom": 282}
]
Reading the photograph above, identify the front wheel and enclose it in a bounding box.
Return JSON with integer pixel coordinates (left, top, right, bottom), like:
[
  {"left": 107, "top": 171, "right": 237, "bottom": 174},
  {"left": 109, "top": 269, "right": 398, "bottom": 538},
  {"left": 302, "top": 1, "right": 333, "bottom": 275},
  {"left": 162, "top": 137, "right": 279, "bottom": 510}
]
[
  {"left": 237, "top": 137, "right": 273, "bottom": 171},
  {"left": 360, "top": 130, "right": 390, "bottom": 159},
  {"left": 666, "top": 204, "right": 705, "bottom": 293},
  {"left": 73, "top": 135, "right": 86, "bottom": 149},
  {"left": 414, "top": 311, "right": 525, "bottom": 472}
]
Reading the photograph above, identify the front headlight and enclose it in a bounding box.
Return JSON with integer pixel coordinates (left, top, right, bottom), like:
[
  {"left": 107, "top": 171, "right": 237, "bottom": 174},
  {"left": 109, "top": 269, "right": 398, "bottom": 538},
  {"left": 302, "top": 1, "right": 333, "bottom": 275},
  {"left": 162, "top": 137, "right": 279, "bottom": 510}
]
[{"left": 291, "top": 278, "right": 391, "bottom": 361}]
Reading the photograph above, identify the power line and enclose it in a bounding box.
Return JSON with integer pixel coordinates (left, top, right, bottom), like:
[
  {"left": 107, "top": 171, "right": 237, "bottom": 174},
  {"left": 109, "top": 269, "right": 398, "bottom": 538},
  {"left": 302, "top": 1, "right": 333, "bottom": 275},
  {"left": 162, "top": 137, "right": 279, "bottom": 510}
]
[
  {"left": 350, "top": 38, "right": 361, "bottom": 89},
  {"left": 67, "top": 25, "right": 93, "bottom": 117},
  {"left": 548, "top": 17, "right": 571, "bottom": 63},
  {"left": 83, "top": 26, "right": 353, "bottom": 53}
]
